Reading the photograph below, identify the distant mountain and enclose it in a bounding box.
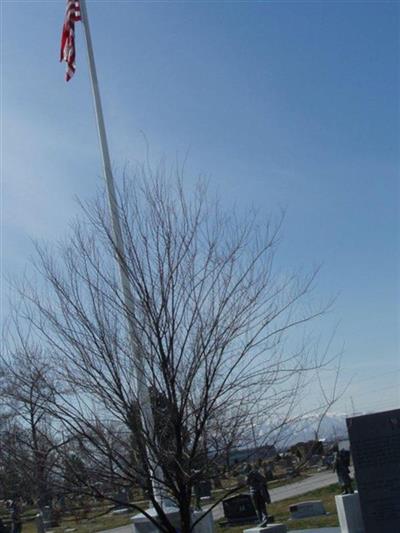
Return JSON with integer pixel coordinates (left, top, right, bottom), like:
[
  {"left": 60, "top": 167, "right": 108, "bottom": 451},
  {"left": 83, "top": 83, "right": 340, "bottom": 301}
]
[
  {"left": 256, "top": 413, "right": 349, "bottom": 449},
  {"left": 284, "top": 413, "right": 348, "bottom": 444}
]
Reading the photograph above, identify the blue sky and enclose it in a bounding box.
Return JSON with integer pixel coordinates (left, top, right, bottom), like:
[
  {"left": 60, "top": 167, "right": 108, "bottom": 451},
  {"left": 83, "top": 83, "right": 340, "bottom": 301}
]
[{"left": 2, "top": 1, "right": 399, "bottom": 415}]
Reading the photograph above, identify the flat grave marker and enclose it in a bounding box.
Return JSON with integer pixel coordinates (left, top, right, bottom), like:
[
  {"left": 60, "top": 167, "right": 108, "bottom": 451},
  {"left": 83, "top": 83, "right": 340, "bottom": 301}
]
[{"left": 289, "top": 500, "right": 326, "bottom": 519}]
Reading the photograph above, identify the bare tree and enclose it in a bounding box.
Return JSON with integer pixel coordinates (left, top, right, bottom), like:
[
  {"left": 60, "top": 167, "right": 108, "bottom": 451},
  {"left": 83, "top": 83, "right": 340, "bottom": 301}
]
[
  {"left": 0, "top": 417, "right": 34, "bottom": 501},
  {"left": 0, "top": 336, "right": 61, "bottom": 510},
  {"left": 7, "top": 172, "right": 340, "bottom": 532}
]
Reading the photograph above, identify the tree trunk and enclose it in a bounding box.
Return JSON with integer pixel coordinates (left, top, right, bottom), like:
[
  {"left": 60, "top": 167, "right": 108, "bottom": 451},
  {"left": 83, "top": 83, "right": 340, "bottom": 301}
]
[{"left": 179, "top": 498, "right": 193, "bottom": 533}]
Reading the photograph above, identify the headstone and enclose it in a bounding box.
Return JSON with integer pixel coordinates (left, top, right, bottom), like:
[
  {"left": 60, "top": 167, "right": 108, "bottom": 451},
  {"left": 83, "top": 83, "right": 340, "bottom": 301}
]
[
  {"left": 289, "top": 500, "right": 326, "bottom": 519},
  {"left": 111, "top": 489, "right": 130, "bottom": 514},
  {"left": 244, "top": 525, "right": 287, "bottom": 533},
  {"left": 114, "top": 488, "right": 129, "bottom": 509},
  {"left": 347, "top": 408, "right": 400, "bottom": 533},
  {"left": 192, "top": 510, "right": 215, "bottom": 533},
  {"left": 41, "top": 507, "right": 59, "bottom": 529},
  {"left": 132, "top": 506, "right": 181, "bottom": 533},
  {"left": 308, "top": 454, "right": 322, "bottom": 466},
  {"left": 221, "top": 494, "right": 258, "bottom": 525},
  {"left": 263, "top": 465, "right": 274, "bottom": 481},
  {"left": 198, "top": 480, "right": 212, "bottom": 499},
  {"left": 35, "top": 515, "right": 45, "bottom": 533},
  {"left": 285, "top": 468, "right": 295, "bottom": 478},
  {"left": 335, "top": 492, "right": 364, "bottom": 533}
]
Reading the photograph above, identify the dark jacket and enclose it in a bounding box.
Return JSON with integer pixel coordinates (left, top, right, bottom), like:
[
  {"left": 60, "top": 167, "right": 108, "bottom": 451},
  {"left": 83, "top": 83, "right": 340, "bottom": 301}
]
[{"left": 246, "top": 470, "right": 271, "bottom": 503}]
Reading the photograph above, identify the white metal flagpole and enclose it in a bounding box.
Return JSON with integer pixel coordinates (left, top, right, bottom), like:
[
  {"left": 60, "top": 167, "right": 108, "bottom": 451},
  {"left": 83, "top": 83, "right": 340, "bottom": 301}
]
[{"left": 78, "top": 0, "right": 166, "bottom": 507}]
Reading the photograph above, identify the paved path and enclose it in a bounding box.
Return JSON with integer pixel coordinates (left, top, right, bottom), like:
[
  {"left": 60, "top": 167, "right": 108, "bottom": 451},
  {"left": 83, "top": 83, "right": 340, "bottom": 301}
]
[
  {"left": 99, "top": 470, "right": 340, "bottom": 532},
  {"left": 269, "top": 470, "right": 338, "bottom": 502}
]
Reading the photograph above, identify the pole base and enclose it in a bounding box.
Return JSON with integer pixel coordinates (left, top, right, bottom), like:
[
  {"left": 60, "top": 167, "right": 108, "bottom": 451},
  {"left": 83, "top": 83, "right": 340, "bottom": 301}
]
[{"left": 131, "top": 506, "right": 215, "bottom": 533}]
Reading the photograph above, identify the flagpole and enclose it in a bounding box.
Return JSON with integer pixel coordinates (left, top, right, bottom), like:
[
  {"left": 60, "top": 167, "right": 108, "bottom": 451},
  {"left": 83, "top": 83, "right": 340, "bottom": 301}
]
[{"left": 78, "top": 0, "right": 165, "bottom": 506}]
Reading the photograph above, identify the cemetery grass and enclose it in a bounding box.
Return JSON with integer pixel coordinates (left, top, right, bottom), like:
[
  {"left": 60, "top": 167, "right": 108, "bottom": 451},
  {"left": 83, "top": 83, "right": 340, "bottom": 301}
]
[
  {"left": 3, "top": 475, "right": 333, "bottom": 533},
  {"left": 8, "top": 511, "right": 132, "bottom": 533},
  {"left": 216, "top": 483, "right": 341, "bottom": 532},
  {"left": 15, "top": 474, "right": 310, "bottom": 533},
  {"left": 0, "top": 503, "right": 133, "bottom": 533}
]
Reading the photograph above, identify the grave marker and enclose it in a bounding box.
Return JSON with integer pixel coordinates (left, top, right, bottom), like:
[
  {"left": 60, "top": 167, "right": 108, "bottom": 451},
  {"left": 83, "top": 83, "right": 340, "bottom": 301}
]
[
  {"left": 221, "top": 494, "right": 258, "bottom": 525},
  {"left": 346, "top": 408, "right": 400, "bottom": 533},
  {"left": 289, "top": 500, "right": 326, "bottom": 519}
]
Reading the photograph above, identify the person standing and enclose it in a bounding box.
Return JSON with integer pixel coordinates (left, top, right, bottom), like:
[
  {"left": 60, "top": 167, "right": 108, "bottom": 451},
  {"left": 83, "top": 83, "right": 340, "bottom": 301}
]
[
  {"left": 332, "top": 445, "right": 353, "bottom": 494},
  {"left": 246, "top": 465, "right": 271, "bottom": 526}
]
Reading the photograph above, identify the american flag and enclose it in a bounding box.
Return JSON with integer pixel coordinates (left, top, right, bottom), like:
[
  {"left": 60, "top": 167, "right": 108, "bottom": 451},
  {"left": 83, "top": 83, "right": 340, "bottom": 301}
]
[{"left": 60, "top": 0, "right": 81, "bottom": 81}]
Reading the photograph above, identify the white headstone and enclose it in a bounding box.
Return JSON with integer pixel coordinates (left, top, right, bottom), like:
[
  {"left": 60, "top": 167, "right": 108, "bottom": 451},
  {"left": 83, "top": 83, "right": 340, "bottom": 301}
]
[
  {"left": 335, "top": 492, "right": 365, "bottom": 533},
  {"left": 192, "top": 510, "right": 214, "bottom": 533}
]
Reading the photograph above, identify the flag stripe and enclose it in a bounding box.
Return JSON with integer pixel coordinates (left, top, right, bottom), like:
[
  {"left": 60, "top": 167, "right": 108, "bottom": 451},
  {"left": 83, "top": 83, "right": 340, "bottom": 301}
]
[{"left": 60, "top": 0, "right": 81, "bottom": 81}]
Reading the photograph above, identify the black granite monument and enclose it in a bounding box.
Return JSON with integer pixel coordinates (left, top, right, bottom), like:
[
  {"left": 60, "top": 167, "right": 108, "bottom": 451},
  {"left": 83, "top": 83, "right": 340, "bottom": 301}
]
[
  {"left": 221, "top": 494, "right": 258, "bottom": 525},
  {"left": 197, "top": 480, "right": 212, "bottom": 498},
  {"left": 346, "top": 408, "right": 400, "bottom": 533}
]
